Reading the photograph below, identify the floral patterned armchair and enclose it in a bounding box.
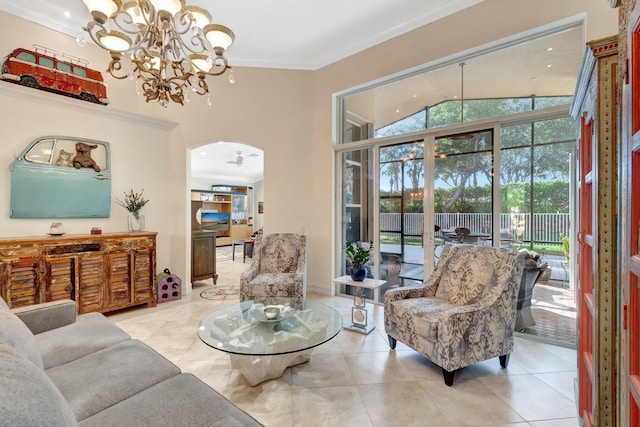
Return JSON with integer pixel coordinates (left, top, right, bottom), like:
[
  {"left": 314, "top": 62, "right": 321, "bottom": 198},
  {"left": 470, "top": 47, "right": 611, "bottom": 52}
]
[
  {"left": 384, "top": 245, "right": 524, "bottom": 386},
  {"left": 239, "top": 233, "right": 307, "bottom": 305}
]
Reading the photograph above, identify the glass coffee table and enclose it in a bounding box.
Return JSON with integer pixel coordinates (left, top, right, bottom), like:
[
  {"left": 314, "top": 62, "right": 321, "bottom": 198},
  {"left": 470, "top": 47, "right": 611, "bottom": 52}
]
[{"left": 197, "top": 298, "right": 343, "bottom": 386}]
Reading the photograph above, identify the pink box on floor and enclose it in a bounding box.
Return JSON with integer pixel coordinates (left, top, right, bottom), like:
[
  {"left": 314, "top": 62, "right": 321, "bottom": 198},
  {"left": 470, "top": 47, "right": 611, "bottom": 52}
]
[{"left": 157, "top": 271, "right": 182, "bottom": 303}]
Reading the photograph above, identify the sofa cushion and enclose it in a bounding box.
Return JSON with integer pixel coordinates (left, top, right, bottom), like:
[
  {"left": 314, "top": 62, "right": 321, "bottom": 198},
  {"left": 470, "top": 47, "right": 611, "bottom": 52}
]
[
  {"left": 36, "top": 312, "right": 130, "bottom": 369},
  {"left": 435, "top": 250, "right": 496, "bottom": 305},
  {"left": 0, "top": 340, "right": 78, "bottom": 427},
  {"left": 78, "top": 373, "right": 261, "bottom": 427},
  {"left": 0, "top": 309, "right": 44, "bottom": 369},
  {"left": 46, "top": 339, "right": 181, "bottom": 421}
]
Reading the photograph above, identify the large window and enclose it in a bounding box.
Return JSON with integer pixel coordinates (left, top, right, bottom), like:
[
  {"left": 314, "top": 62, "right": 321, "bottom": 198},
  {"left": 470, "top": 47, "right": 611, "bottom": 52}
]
[
  {"left": 335, "top": 19, "right": 582, "bottom": 296},
  {"left": 340, "top": 22, "right": 583, "bottom": 143},
  {"left": 500, "top": 117, "right": 573, "bottom": 251}
]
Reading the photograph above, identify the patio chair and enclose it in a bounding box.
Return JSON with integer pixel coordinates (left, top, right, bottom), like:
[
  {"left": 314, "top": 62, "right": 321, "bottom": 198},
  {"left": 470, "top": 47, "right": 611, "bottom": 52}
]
[
  {"left": 384, "top": 244, "right": 524, "bottom": 386},
  {"left": 239, "top": 233, "right": 307, "bottom": 305},
  {"left": 515, "top": 262, "right": 548, "bottom": 331}
]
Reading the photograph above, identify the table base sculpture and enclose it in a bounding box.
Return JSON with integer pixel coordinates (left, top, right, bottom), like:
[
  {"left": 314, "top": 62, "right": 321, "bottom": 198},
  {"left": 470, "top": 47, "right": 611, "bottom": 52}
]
[{"left": 229, "top": 352, "right": 311, "bottom": 386}]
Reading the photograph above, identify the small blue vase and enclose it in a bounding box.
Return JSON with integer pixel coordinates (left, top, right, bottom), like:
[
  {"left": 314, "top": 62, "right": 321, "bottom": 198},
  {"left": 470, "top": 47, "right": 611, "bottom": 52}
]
[{"left": 350, "top": 267, "right": 366, "bottom": 281}]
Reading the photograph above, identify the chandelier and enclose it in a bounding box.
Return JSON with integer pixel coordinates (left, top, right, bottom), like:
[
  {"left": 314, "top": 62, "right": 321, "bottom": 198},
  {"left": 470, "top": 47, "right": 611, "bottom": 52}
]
[{"left": 80, "top": 0, "right": 235, "bottom": 107}]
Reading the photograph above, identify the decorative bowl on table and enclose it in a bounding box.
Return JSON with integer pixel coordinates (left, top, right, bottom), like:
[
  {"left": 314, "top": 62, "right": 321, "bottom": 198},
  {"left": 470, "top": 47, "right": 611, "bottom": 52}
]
[
  {"left": 251, "top": 304, "right": 294, "bottom": 323},
  {"left": 263, "top": 306, "right": 281, "bottom": 320}
]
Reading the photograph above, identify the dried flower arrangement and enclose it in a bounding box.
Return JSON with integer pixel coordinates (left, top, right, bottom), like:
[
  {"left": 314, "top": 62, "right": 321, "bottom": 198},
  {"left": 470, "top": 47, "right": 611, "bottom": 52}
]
[{"left": 115, "top": 189, "right": 149, "bottom": 219}]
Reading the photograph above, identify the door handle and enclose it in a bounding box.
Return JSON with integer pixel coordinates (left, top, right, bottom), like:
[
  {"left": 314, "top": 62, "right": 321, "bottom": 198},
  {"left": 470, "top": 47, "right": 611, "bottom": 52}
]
[{"left": 94, "top": 174, "right": 109, "bottom": 180}]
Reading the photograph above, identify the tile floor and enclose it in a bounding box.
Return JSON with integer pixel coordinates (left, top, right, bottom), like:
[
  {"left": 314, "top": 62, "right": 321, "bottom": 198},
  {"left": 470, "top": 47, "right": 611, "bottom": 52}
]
[{"left": 107, "top": 260, "right": 579, "bottom": 427}]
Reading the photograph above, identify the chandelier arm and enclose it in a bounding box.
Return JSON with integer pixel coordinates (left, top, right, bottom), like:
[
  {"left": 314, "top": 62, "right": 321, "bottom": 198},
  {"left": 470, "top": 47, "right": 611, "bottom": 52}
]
[
  {"left": 162, "top": 18, "right": 209, "bottom": 58},
  {"left": 81, "top": 0, "right": 234, "bottom": 107},
  {"left": 192, "top": 74, "right": 208, "bottom": 95},
  {"left": 107, "top": 54, "right": 129, "bottom": 80},
  {"left": 201, "top": 57, "right": 230, "bottom": 77}
]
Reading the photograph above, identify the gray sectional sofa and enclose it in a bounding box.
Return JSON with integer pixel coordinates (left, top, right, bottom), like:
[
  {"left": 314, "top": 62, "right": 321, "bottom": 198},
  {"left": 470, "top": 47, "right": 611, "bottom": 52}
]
[{"left": 0, "top": 298, "right": 262, "bottom": 427}]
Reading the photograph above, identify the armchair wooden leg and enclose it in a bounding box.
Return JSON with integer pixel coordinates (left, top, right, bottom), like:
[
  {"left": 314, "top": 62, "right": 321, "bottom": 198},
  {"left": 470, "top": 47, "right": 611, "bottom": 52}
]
[
  {"left": 499, "top": 354, "right": 510, "bottom": 368},
  {"left": 442, "top": 368, "right": 456, "bottom": 386},
  {"left": 387, "top": 336, "right": 397, "bottom": 349}
]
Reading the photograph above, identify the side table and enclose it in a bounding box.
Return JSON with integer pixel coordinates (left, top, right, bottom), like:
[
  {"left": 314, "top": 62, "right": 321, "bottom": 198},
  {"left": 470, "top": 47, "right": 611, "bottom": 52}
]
[{"left": 332, "top": 275, "right": 386, "bottom": 334}]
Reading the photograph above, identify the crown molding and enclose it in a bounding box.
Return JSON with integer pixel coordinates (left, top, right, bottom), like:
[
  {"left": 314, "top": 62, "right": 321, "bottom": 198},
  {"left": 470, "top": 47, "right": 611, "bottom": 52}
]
[{"left": 0, "top": 80, "right": 178, "bottom": 130}]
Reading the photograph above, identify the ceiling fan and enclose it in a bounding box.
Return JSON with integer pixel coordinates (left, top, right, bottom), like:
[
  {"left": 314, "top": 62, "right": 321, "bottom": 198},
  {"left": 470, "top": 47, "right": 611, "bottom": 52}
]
[{"left": 226, "top": 151, "right": 258, "bottom": 167}]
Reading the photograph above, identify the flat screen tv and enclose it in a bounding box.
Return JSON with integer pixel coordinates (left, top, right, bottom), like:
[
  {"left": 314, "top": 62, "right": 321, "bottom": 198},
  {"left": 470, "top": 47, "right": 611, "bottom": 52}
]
[{"left": 200, "top": 211, "right": 230, "bottom": 232}]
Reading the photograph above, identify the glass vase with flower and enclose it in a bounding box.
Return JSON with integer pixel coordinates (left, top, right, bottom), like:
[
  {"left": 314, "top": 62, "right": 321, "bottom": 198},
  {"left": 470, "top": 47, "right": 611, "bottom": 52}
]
[{"left": 115, "top": 189, "right": 149, "bottom": 232}]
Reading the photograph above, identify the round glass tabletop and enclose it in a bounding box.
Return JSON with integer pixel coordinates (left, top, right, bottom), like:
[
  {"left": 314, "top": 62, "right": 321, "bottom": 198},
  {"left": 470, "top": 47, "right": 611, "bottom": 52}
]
[{"left": 197, "top": 298, "right": 343, "bottom": 356}]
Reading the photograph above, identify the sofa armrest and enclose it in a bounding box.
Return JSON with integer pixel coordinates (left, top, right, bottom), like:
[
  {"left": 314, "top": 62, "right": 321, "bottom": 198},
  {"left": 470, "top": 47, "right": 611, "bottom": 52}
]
[{"left": 11, "top": 300, "right": 77, "bottom": 334}]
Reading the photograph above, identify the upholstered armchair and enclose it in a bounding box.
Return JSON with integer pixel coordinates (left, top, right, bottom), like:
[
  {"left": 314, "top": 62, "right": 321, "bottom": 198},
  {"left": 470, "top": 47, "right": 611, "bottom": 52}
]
[
  {"left": 384, "top": 245, "right": 524, "bottom": 386},
  {"left": 239, "top": 233, "right": 307, "bottom": 305}
]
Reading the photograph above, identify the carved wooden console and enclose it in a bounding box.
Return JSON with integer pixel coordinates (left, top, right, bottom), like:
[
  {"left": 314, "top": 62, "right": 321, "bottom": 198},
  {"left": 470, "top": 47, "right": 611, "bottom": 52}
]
[{"left": 0, "top": 232, "right": 157, "bottom": 314}]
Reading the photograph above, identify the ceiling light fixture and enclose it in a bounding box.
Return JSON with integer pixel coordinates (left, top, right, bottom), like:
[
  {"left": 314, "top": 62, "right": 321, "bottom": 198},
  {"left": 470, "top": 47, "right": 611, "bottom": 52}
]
[
  {"left": 448, "top": 62, "right": 474, "bottom": 142},
  {"left": 459, "top": 62, "right": 465, "bottom": 123},
  {"left": 79, "top": 0, "right": 235, "bottom": 107},
  {"left": 402, "top": 142, "right": 424, "bottom": 163}
]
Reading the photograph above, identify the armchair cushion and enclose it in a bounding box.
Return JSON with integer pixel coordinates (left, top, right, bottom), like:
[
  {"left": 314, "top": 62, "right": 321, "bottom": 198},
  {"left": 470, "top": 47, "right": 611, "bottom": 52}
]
[
  {"left": 385, "top": 297, "right": 458, "bottom": 344},
  {"left": 258, "top": 237, "right": 299, "bottom": 274},
  {"left": 435, "top": 251, "right": 496, "bottom": 305}
]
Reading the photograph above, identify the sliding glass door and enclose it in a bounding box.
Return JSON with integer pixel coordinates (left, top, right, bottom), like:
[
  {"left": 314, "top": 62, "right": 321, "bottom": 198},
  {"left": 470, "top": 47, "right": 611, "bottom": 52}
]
[
  {"left": 433, "top": 130, "right": 494, "bottom": 246},
  {"left": 379, "top": 141, "right": 425, "bottom": 265}
]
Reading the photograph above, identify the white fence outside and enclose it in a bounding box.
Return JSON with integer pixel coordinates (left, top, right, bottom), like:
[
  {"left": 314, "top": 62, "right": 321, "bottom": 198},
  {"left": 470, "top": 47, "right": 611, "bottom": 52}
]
[{"left": 380, "top": 212, "right": 570, "bottom": 244}]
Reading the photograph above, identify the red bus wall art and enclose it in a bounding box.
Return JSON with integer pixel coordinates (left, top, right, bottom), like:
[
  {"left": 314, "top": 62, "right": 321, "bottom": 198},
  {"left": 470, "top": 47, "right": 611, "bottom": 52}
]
[{"left": 1, "top": 45, "right": 109, "bottom": 105}]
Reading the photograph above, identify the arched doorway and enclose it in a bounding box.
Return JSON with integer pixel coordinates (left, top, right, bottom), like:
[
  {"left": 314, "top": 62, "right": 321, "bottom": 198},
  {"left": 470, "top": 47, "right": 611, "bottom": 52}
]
[{"left": 188, "top": 141, "right": 264, "bottom": 291}]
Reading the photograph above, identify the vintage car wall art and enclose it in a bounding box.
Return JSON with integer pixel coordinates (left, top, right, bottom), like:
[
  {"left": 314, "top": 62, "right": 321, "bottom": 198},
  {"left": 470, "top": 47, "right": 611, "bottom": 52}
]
[
  {"left": 10, "top": 136, "right": 112, "bottom": 218},
  {"left": 0, "top": 46, "right": 109, "bottom": 105}
]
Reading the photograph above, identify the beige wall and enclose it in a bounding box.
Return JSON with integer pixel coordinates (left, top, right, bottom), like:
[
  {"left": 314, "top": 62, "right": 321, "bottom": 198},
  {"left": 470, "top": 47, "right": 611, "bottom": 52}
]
[
  {"left": 0, "top": 11, "right": 312, "bottom": 289},
  {"left": 0, "top": 0, "right": 618, "bottom": 296}
]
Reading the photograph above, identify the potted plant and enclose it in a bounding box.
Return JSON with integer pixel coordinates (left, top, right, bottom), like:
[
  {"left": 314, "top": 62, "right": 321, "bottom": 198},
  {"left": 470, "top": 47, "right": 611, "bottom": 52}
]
[
  {"left": 560, "top": 232, "right": 570, "bottom": 262},
  {"left": 345, "top": 241, "right": 374, "bottom": 281},
  {"left": 116, "top": 189, "right": 149, "bottom": 232}
]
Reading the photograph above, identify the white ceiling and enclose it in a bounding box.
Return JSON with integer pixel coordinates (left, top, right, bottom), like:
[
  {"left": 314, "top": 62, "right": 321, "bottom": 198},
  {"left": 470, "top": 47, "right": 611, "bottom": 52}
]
[
  {"left": 191, "top": 142, "right": 264, "bottom": 185},
  {"left": 0, "top": 0, "right": 485, "bottom": 70}
]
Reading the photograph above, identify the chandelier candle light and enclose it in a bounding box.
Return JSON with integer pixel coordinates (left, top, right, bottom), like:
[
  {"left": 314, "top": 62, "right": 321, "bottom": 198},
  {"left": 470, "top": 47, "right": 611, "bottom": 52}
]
[{"left": 79, "top": 0, "right": 235, "bottom": 107}]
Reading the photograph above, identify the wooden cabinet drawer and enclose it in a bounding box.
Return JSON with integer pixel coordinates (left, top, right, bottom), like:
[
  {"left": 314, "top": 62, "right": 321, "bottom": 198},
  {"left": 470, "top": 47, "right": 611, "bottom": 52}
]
[
  {"left": 0, "top": 245, "right": 40, "bottom": 259},
  {"left": 103, "top": 237, "right": 155, "bottom": 252}
]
